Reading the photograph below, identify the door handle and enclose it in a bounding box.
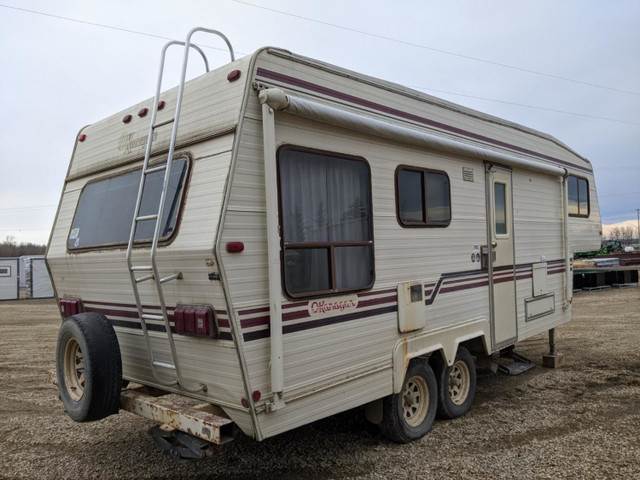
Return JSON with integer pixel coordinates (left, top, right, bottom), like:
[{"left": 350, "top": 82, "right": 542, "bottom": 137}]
[{"left": 491, "top": 241, "right": 497, "bottom": 248}]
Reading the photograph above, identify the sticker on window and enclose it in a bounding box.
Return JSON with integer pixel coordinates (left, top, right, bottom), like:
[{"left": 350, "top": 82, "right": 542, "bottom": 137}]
[{"left": 69, "top": 228, "right": 80, "bottom": 240}]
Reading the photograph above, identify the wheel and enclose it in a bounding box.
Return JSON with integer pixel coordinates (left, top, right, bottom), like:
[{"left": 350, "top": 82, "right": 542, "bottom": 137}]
[
  {"left": 380, "top": 359, "right": 438, "bottom": 443},
  {"left": 56, "top": 312, "right": 122, "bottom": 422},
  {"left": 432, "top": 347, "right": 476, "bottom": 419}
]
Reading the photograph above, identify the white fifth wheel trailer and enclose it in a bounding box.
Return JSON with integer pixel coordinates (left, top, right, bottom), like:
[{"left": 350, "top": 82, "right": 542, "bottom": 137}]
[{"left": 47, "top": 28, "right": 601, "bottom": 452}]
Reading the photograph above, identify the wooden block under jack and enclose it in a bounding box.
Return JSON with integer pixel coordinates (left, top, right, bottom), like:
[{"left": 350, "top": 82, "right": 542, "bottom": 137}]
[{"left": 542, "top": 352, "right": 565, "bottom": 368}]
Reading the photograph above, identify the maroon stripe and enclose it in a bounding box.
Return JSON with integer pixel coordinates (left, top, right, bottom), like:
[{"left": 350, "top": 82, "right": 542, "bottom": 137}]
[
  {"left": 440, "top": 280, "right": 489, "bottom": 294},
  {"left": 283, "top": 309, "right": 310, "bottom": 322},
  {"left": 283, "top": 301, "right": 308, "bottom": 309},
  {"left": 357, "top": 287, "right": 397, "bottom": 298},
  {"left": 358, "top": 294, "right": 397, "bottom": 308},
  {"left": 256, "top": 68, "right": 592, "bottom": 174},
  {"left": 217, "top": 318, "right": 230, "bottom": 328},
  {"left": 85, "top": 306, "right": 175, "bottom": 323},
  {"left": 238, "top": 306, "right": 270, "bottom": 316},
  {"left": 443, "top": 273, "right": 487, "bottom": 286},
  {"left": 283, "top": 304, "right": 398, "bottom": 335},
  {"left": 83, "top": 299, "right": 165, "bottom": 311},
  {"left": 240, "top": 316, "right": 270, "bottom": 328}
]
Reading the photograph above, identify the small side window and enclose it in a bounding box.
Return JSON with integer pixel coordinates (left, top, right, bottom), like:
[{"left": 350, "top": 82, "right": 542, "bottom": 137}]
[
  {"left": 396, "top": 166, "right": 451, "bottom": 227},
  {"left": 568, "top": 175, "right": 589, "bottom": 217},
  {"left": 0, "top": 266, "right": 11, "bottom": 277}
]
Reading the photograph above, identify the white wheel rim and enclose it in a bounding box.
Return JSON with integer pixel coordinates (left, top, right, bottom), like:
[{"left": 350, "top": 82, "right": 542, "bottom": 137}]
[
  {"left": 448, "top": 360, "right": 470, "bottom": 406},
  {"left": 402, "top": 375, "right": 429, "bottom": 427},
  {"left": 63, "top": 338, "right": 85, "bottom": 401}
]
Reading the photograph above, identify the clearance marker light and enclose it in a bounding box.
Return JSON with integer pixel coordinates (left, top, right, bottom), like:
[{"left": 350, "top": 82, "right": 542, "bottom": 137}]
[
  {"left": 78, "top": 134, "right": 86, "bottom": 142},
  {"left": 138, "top": 107, "right": 149, "bottom": 117},
  {"left": 227, "top": 69, "right": 241, "bottom": 82},
  {"left": 226, "top": 242, "right": 245, "bottom": 253},
  {"left": 122, "top": 114, "right": 132, "bottom": 124},
  {"left": 157, "top": 100, "right": 166, "bottom": 110}
]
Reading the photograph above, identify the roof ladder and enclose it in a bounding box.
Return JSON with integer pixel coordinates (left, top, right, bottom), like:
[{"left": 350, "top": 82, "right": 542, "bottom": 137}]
[{"left": 125, "top": 28, "right": 235, "bottom": 393}]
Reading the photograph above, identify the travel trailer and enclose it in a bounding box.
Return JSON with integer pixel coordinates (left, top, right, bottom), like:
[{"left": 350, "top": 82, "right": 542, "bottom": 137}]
[{"left": 47, "top": 28, "right": 601, "bottom": 452}]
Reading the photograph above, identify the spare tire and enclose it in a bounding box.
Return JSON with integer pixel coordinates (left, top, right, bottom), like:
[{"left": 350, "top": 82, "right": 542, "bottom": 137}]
[{"left": 56, "top": 312, "right": 122, "bottom": 422}]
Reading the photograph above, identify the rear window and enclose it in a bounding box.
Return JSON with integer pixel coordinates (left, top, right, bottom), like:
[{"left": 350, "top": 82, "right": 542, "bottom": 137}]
[{"left": 68, "top": 159, "right": 188, "bottom": 250}]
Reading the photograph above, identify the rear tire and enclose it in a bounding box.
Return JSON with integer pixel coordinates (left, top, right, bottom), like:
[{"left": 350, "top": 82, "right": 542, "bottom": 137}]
[
  {"left": 380, "top": 359, "right": 437, "bottom": 443},
  {"left": 432, "top": 347, "right": 476, "bottom": 419},
  {"left": 56, "top": 313, "right": 122, "bottom": 422}
]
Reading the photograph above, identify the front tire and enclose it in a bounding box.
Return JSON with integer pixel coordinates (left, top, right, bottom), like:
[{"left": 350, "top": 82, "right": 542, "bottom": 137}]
[
  {"left": 380, "top": 359, "right": 438, "bottom": 443},
  {"left": 56, "top": 313, "right": 122, "bottom": 422},
  {"left": 432, "top": 347, "right": 476, "bottom": 419}
]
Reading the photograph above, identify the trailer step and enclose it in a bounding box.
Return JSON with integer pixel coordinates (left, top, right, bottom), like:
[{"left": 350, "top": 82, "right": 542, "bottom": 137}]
[{"left": 495, "top": 350, "right": 536, "bottom": 376}]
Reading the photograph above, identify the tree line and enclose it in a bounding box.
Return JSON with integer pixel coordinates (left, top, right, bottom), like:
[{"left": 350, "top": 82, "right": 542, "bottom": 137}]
[
  {"left": 0, "top": 236, "right": 46, "bottom": 257},
  {"left": 606, "top": 226, "right": 637, "bottom": 245}
]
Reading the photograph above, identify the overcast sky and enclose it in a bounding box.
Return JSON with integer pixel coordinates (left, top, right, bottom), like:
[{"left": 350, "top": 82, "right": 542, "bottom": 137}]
[{"left": 1, "top": 0, "right": 639, "bottom": 245}]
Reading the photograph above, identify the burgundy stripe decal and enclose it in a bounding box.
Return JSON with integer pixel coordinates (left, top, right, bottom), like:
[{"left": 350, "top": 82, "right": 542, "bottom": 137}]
[
  {"left": 238, "top": 306, "right": 270, "bottom": 316},
  {"left": 256, "top": 68, "right": 592, "bottom": 174},
  {"left": 440, "top": 280, "right": 488, "bottom": 294},
  {"left": 241, "top": 316, "right": 270, "bottom": 328},
  {"left": 357, "top": 287, "right": 397, "bottom": 298},
  {"left": 283, "top": 304, "right": 398, "bottom": 335},
  {"left": 83, "top": 299, "right": 165, "bottom": 311}
]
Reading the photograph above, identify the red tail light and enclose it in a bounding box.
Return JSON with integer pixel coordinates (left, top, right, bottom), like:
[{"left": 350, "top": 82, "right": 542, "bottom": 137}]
[
  {"left": 174, "top": 305, "right": 218, "bottom": 338},
  {"left": 60, "top": 298, "right": 83, "bottom": 317}
]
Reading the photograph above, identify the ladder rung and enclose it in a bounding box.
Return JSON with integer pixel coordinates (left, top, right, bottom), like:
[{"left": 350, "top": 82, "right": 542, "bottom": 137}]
[
  {"left": 152, "top": 118, "right": 175, "bottom": 129},
  {"left": 136, "top": 214, "right": 158, "bottom": 222},
  {"left": 152, "top": 361, "right": 176, "bottom": 370},
  {"left": 135, "top": 273, "right": 155, "bottom": 283},
  {"left": 130, "top": 265, "right": 153, "bottom": 271},
  {"left": 145, "top": 164, "right": 167, "bottom": 175},
  {"left": 159, "top": 273, "right": 182, "bottom": 284},
  {"left": 142, "top": 313, "right": 164, "bottom": 321}
]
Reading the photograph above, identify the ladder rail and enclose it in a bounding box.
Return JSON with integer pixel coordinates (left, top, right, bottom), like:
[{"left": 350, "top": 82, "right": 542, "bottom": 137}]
[{"left": 125, "top": 28, "right": 235, "bottom": 392}]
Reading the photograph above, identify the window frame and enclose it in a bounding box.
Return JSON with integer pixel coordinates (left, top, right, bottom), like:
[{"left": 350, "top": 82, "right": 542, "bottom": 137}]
[
  {"left": 66, "top": 154, "right": 192, "bottom": 253},
  {"left": 568, "top": 174, "right": 590, "bottom": 218},
  {"left": 395, "top": 165, "right": 451, "bottom": 228},
  {"left": 0, "top": 266, "right": 11, "bottom": 277},
  {"left": 276, "top": 145, "right": 375, "bottom": 299}
]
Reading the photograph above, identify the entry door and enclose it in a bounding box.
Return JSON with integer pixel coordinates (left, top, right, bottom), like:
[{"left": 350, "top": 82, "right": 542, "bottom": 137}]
[{"left": 487, "top": 166, "right": 517, "bottom": 349}]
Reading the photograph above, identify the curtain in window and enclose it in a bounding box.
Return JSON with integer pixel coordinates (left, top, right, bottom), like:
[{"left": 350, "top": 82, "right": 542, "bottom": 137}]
[{"left": 280, "top": 150, "right": 372, "bottom": 294}]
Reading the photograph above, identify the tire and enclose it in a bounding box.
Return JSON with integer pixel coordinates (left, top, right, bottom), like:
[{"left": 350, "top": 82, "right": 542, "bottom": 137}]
[
  {"left": 380, "top": 359, "right": 438, "bottom": 443},
  {"left": 432, "top": 347, "right": 476, "bottom": 419},
  {"left": 56, "top": 312, "right": 122, "bottom": 422}
]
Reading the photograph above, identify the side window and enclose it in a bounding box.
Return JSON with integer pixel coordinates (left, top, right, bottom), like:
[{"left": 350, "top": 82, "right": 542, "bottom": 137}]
[
  {"left": 568, "top": 175, "right": 589, "bottom": 217},
  {"left": 494, "top": 182, "right": 508, "bottom": 235},
  {"left": 68, "top": 159, "right": 188, "bottom": 250},
  {"left": 278, "top": 147, "right": 374, "bottom": 297},
  {"left": 396, "top": 166, "right": 451, "bottom": 227}
]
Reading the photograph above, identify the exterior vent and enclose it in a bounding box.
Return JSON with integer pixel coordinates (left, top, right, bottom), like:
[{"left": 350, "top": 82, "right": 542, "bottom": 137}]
[{"left": 463, "top": 167, "right": 474, "bottom": 182}]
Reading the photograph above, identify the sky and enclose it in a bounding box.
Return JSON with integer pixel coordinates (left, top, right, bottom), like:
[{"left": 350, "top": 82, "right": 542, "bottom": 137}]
[{"left": 1, "top": 0, "right": 639, "bottom": 245}]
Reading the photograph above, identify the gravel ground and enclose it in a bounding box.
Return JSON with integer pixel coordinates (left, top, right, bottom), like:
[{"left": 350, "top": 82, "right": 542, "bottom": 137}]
[{"left": 1, "top": 288, "right": 639, "bottom": 480}]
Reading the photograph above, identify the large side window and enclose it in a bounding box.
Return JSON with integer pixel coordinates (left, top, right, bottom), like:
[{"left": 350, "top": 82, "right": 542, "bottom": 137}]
[
  {"left": 568, "top": 175, "right": 589, "bottom": 217},
  {"left": 396, "top": 166, "right": 451, "bottom": 227},
  {"left": 279, "top": 147, "right": 374, "bottom": 297},
  {"left": 68, "top": 159, "right": 188, "bottom": 250}
]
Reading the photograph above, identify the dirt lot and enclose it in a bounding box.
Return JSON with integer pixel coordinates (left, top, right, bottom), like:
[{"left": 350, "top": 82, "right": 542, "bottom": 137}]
[{"left": 1, "top": 289, "right": 639, "bottom": 480}]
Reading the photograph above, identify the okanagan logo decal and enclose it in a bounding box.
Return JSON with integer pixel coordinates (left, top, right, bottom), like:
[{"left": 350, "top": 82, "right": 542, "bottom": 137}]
[
  {"left": 308, "top": 295, "right": 358, "bottom": 317},
  {"left": 118, "top": 131, "right": 157, "bottom": 155}
]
